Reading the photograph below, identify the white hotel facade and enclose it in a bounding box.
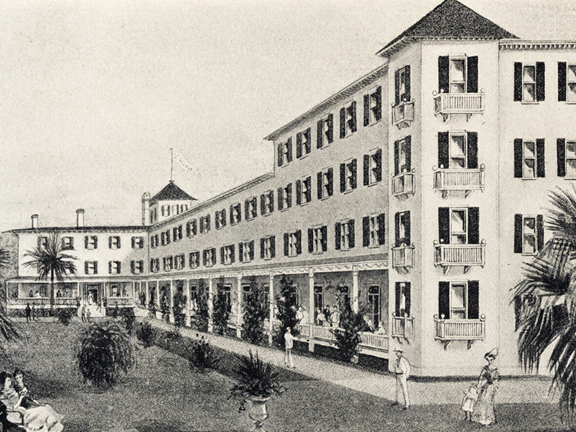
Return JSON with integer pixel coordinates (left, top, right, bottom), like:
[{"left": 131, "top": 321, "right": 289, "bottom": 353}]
[{"left": 2, "top": 0, "right": 576, "bottom": 377}]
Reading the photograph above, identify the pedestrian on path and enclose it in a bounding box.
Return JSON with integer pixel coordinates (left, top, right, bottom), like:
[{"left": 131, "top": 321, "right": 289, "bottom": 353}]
[
  {"left": 391, "top": 348, "right": 410, "bottom": 410},
  {"left": 81, "top": 305, "right": 86, "bottom": 323},
  {"left": 284, "top": 327, "right": 295, "bottom": 368},
  {"left": 25, "top": 304, "right": 31, "bottom": 323},
  {"left": 31, "top": 304, "right": 36, "bottom": 322}
]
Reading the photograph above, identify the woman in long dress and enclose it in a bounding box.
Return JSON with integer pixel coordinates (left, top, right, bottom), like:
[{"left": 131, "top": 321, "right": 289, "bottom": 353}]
[
  {"left": 0, "top": 371, "right": 63, "bottom": 432},
  {"left": 472, "top": 348, "right": 500, "bottom": 426}
]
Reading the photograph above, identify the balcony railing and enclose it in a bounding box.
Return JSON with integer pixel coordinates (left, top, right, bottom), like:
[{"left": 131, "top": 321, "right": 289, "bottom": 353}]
[
  {"left": 392, "top": 244, "right": 415, "bottom": 272},
  {"left": 105, "top": 297, "right": 133, "bottom": 307},
  {"left": 392, "top": 170, "right": 415, "bottom": 198},
  {"left": 392, "top": 314, "right": 414, "bottom": 340},
  {"left": 434, "top": 241, "right": 486, "bottom": 274},
  {"left": 392, "top": 100, "right": 415, "bottom": 128},
  {"left": 433, "top": 90, "right": 485, "bottom": 122},
  {"left": 359, "top": 332, "right": 389, "bottom": 351},
  {"left": 434, "top": 314, "right": 486, "bottom": 349},
  {"left": 433, "top": 165, "right": 485, "bottom": 198}
]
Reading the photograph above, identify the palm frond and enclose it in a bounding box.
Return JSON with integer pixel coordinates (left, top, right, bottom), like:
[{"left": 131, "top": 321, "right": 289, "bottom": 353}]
[
  {"left": 0, "top": 249, "right": 10, "bottom": 268},
  {"left": 546, "top": 186, "right": 576, "bottom": 241}
]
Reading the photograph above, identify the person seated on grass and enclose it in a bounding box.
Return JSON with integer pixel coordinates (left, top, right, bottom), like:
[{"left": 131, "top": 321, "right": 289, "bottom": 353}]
[
  {"left": 0, "top": 371, "right": 63, "bottom": 432},
  {"left": 12, "top": 370, "right": 40, "bottom": 409}
]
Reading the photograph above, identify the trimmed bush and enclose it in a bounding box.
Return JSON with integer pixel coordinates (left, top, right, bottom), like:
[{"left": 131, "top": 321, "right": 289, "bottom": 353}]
[
  {"left": 57, "top": 308, "right": 76, "bottom": 326},
  {"left": 187, "top": 335, "right": 220, "bottom": 373},
  {"left": 121, "top": 308, "right": 136, "bottom": 335},
  {"left": 136, "top": 321, "right": 156, "bottom": 348}
]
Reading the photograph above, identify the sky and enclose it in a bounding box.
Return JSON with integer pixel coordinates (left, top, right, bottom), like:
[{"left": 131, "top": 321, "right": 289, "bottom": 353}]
[{"left": 1, "top": 0, "right": 575, "bottom": 232}]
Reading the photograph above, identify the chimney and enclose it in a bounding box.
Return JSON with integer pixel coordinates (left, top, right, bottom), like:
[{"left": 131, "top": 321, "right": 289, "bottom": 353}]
[
  {"left": 31, "top": 214, "right": 38, "bottom": 229},
  {"left": 76, "top": 209, "right": 85, "bottom": 228},
  {"left": 142, "top": 193, "right": 150, "bottom": 226}
]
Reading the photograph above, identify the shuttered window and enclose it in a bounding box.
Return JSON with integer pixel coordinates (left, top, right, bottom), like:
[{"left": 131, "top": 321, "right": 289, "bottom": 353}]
[
  {"left": 317, "top": 114, "right": 334, "bottom": 149},
  {"left": 514, "top": 62, "right": 545, "bottom": 102},
  {"left": 364, "top": 86, "right": 382, "bottom": 126},
  {"left": 513, "top": 139, "right": 545, "bottom": 178},
  {"left": 363, "top": 213, "right": 385, "bottom": 247},
  {"left": 296, "top": 128, "right": 312, "bottom": 158},
  {"left": 438, "top": 132, "right": 478, "bottom": 169},
  {"left": 438, "top": 55, "right": 478, "bottom": 94},
  {"left": 363, "top": 149, "right": 383, "bottom": 186},
  {"left": 514, "top": 214, "right": 544, "bottom": 255},
  {"left": 438, "top": 281, "right": 479, "bottom": 320},
  {"left": 438, "top": 207, "right": 479, "bottom": 245}
]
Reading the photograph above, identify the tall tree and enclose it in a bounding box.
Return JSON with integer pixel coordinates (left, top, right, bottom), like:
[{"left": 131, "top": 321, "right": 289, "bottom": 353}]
[
  {"left": 274, "top": 275, "right": 299, "bottom": 348},
  {"left": 23, "top": 232, "right": 77, "bottom": 313},
  {"left": 0, "top": 247, "right": 22, "bottom": 355},
  {"left": 242, "top": 277, "right": 268, "bottom": 345}
]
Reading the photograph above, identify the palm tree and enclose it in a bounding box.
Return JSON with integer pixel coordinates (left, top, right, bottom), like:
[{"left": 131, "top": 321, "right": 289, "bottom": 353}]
[
  {"left": 0, "top": 247, "right": 22, "bottom": 354},
  {"left": 23, "top": 232, "right": 77, "bottom": 313}
]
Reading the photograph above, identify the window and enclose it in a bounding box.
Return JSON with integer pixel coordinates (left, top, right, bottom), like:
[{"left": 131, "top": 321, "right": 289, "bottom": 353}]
[
  {"left": 340, "top": 159, "right": 358, "bottom": 193},
  {"left": 186, "top": 219, "right": 198, "bottom": 237},
  {"left": 84, "top": 261, "right": 98, "bottom": 275},
  {"left": 131, "top": 260, "right": 144, "bottom": 275},
  {"left": 131, "top": 236, "right": 144, "bottom": 249},
  {"left": 85, "top": 235, "right": 98, "bottom": 250},
  {"left": 296, "top": 128, "right": 312, "bottom": 158},
  {"left": 215, "top": 209, "right": 227, "bottom": 229},
  {"left": 296, "top": 176, "right": 312, "bottom": 205},
  {"left": 514, "top": 139, "right": 545, "bottom": 178},
  {"left": 239, "top": 240, "right": 255, "bottom": 263},
  {"left": 314, "top": 286, "right": 323, "bottom": 313},
  {"left": 364, "top": 86, "right": 382, "bottom": 126},
  {"left": 221, "top": 245, "right": 235, "bottom": 265},
  {"left": 245, "top": 197, "right": 257, "bottom": 221},
  {"left": 363, "top": 213, "right": 385, "bottom": 248},
  {"left": 230, "top": 203, "right": 242, "bottom": 225},
  {"left": 277, "top": 137, "right": 293, "bottom": 167},
  {"left": 200, "top": 215, "right": 211, "bottom": 233},
  {"left": 160, "top": 230, "right": 171, "bottom": 246},
  {"left": 438, "top": 207, "right": 479, "bottom": 245},
  {"left": 163, "top": 256, "right": 173, "bottom": 272},
  {"left": 61, "top": 237, "right": 74, "bottom": 250},
  {"left": 363, "top": 149, "right": 383, "bottom": 185},
  {"left": 317, "top": 168, "right": 334, "bottom": 200},
  {"left": 335, "top": 219, "right": 355, "bottom": 251},
  {"left": 316, "top": 114, "right": 334, "bottom": 149},
  {"left": 339, "top": 101, "right": 357, "bottom": 138},
  {"left": 283, "top": 230, "right": 302, "bottom": 257},
  {"left": 219, "top": 284, "right": 232, "bottom": 313},
  {"left": 394, "top": 136, "right": 412, "bottom": 176},
  {"left": 175, "top": 254, "right": 185, "bottom": 270},
  {"left": 108, "top": 261, "right": 121, "bottom": 274},
  {"left": 395, "top": 212, "right": 411, "bottom": 246},
  {"left": 367, "top": 285, "right": 381, "bottom": 327},
  {"left": 559, "top": 62, "right": 576, "bottom": 102},
  {"left": 308, "top": 226, "right": 327, "bottom": 254},
  {"left": 514, "top": 62, "right": 545, "bottom": 102},
  {"left": 260, "top": 191, "right": 274, "bottom": 216},
  {"left": 173, "top": 225, "right": 183, "bottom": 241},
  {"left": 438, "top": 132, "right": 478, "bottom": 169},
  {"left": 150, "top": 258, "right": 160, "bottom": 273},
  {"left": 151, "top": 234, "right": 159, "bottom": 249},
  {"left": 260, "top": 236, "right": 276, "bottom": 260},
  {"left": 277, "top": 183, "right": 292, "bottom": 211},
  {"left": 557, "top": 139, "right": 576, "bottom": 178},
  {"left": 203, "top": 248, "right": 216, "bottom": 267},
  {"left": 189, "top": 251, "right": 200, "bottom": 269},
  {"left": 395, "top": 282, "right": 411, "bottom": 317},
  {"left": 438, "top": 56, "right": 478, "bottom": 94},
  {"left": 395, "top": 66, "right": 411, "bottom": 104},
  {"left": 438, "top": 281, "right": 479, "bottom": 320},
  {"left": 514, "top": 214, "right": 544, "bottom": 255}
]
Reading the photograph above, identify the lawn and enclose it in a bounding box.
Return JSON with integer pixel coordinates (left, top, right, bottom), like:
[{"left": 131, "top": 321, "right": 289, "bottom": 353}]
[{"left": 1, "top": 320, "right": 567, "bottom": 432}]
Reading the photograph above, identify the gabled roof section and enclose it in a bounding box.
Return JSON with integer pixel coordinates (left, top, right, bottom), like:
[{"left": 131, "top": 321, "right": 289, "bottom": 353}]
[
  {"left": 150, "top": 181, "right": 196, "bottom": 205},
  {"left": 377, "top": 0, "right": 518, "bottom": 58}
]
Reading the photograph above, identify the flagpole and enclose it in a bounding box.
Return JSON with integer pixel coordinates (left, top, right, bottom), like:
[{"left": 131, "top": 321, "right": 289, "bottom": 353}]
[{"left": 170, "top": 148, "right": 174, "bottom": 182}]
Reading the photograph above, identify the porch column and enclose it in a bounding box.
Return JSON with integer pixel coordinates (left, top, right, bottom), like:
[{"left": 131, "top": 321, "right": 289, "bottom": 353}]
[
  {"left": 155, "top": 281, "right": 160, "bottom": 319},
  {"left": 208, "top": 277, "right": 214, "bottom": 333},
  {"left": 308, "top": 269, "right": 315, "bottom": 352},
  {"left": 352, "top": 266, "right": 359, "bottom": 313},
  {"left": 268, "top": 273, "right": 274, "bottom": 346},
  {"left": 169, "top": 280, "right": 175, "bottom": 324},
  {"left": 143, "top": 281, "right": 148, "bottom": 308},
  {"left": 236, "top": 274, "right": 243, "bottom": 338},
  {"left": 185, "top": 279, "right": 191, "bottom": 327}
]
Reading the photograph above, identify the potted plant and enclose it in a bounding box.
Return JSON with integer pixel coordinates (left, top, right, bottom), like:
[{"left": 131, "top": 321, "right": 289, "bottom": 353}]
[{"left": 230, "top": 350, "right": 286, "bottom": 432}]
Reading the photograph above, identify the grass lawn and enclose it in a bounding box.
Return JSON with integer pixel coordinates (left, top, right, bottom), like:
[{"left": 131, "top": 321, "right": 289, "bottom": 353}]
[{"left": 1, "top": 320, "right": 568, "bottom": 432}]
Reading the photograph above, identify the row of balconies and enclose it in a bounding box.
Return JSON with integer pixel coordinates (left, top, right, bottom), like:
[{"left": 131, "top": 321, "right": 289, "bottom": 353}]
[{"left": 392, "top": 166, "right": 486, "bottom": 198}]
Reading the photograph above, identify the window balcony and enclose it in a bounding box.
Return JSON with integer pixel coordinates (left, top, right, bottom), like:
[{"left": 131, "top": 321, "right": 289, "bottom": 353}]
[
  {"left": 433, "top": 165, "right": 485, "bottom": 198},
  {"left": 392, "top": 169, "right": 415, "bottom": 198},
  {"left": 392, "top": 244, "right": 414, "bottom": 273},
  {"left": 392, "top": 100, "right": 415, "bottom": 129},
  {"left": 434, "top": 313, "right": 486, "bottom": 349},
  {"left": 392, "top": 313, "right": 414, "bottom": 341},
  {"left": 433, "top": 90, "right": 485, "bottom": 122},
  {"left": 434, "top": 240, "right": 486, "bottom": 274}
]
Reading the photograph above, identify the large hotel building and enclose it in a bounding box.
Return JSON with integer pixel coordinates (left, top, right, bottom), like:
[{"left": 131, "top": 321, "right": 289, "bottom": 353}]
[{"left": 2, "top": 0, "right": 575, "bottom": 377}]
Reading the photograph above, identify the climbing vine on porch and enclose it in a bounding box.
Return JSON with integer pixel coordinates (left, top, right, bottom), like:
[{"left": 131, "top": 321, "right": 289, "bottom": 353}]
[{"left": 242, "top": 276, "right": 268, "bottom": 345}]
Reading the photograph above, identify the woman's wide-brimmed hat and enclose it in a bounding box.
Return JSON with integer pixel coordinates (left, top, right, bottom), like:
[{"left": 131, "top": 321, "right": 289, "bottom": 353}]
[{"left": 484, "top": 347, "right": 498, "bottom": 359}]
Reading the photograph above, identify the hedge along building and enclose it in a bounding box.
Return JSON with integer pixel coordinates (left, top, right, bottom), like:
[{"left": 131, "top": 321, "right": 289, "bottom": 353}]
[{"left": 3, "top": 0, "right": 576, "bottom": 376}]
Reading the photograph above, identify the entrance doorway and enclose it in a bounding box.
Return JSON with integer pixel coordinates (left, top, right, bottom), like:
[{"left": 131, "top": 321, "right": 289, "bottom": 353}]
[{"left": 86, "top": 284, "right": 101, "bottom": 306}]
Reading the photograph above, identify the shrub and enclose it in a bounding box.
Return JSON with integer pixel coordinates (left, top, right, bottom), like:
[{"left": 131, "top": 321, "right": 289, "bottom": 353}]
[
  {"left": 193, "top": 279, "right": 210, "bottom": 332},
  {"left": 136, "top": 321, "right": 156, "bottom": 348},
  {"left": 56, "top": 308, "right": 76, "bottom": 326},
  {"left": 121, "top": 308, "right": 136, "bottom": 335},
  {"left": 160, "top": 300, "right": 170, "bottom": 324},
  {"left": 332, "top": 301, "right": 370, "bottom": 362},
  {"left": 187, "top": 335, "right": 220, "bottom": 373},
  {"left": 242, "top": 277, "right": 268, "bottom": 345},
  {"left": 148, "top": 301, "right": 157, "bottom": 319},
  {"left": 213, "top": 279, "right": 230, "bottom": 335},
  {"left": 76, "top": 321, "right": 135, "bottom": 388},
  {"left": 274, "top": 275, "right": 299, "bottom": 347},
  {"left": 173, "top": 289, "right": 187, "bottom": 328}
]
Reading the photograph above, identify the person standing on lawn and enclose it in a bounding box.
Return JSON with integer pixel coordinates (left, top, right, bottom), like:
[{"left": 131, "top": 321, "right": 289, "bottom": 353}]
[
  {"left": 391, "top": 348, "right": 410, "bottom": 410},
  {"left": 284, "top": 327, "right": 295, "bottom": 368},
  {"left": 24, "top": 304, "right": 31, "bottom": 323}
]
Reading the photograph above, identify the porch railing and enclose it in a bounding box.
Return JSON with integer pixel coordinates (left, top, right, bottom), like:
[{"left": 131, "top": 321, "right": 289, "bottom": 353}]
[
  {"left": 392, "top": 170, "right": 415, "bottom": 197},
  {"left": 392, "top": 314, "right": 414, "bottom": 339},
  {"left": 359, "top": 332, "right": 389, "bottom": 351},
  {"left": 434, "top": 241, "right": 486, "bottom": 271},
  {"left": 392, "top": 100, "right": 415, "bottom": 128},
  {"left": 8, "top": 298, "right": 50, "bottom": 306},
  {"left": 392, "top": 245, "right": 415, "bottom": 270},
  {"left": 105, "top": 297, "right": 133, "bottom": 307},
  {"left": 433, "top": 91, "right": 485, "bottom": 121},
  {"left": 433, "top": 166, "right": 485, "bottom": 196}
]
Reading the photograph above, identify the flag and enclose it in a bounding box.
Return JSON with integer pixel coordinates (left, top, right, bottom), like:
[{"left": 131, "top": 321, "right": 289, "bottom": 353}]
[{"left": 173, "top": 150, "right": 194, "bottom": 173}]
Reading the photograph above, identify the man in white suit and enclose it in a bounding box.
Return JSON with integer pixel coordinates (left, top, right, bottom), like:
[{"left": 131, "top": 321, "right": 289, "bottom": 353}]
[{"left": 391, "top": 348, "right": 411, "bottom": 410}]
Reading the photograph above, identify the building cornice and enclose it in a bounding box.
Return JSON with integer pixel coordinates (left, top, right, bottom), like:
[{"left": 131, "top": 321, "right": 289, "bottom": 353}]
[
  {"left": 7, "top": 226, "right": 146, "bottom": 235},
  {"left": 499, "top": 39, "right": 576, "bottom": 50}
]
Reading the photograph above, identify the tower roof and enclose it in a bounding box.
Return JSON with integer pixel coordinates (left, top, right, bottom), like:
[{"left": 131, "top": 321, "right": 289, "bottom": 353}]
[
  {"left": 150, "top": 181, "right": 196, "bottom": 205},
  {"left": 377, "top": 0, "right": 518, "bottom": 57}
]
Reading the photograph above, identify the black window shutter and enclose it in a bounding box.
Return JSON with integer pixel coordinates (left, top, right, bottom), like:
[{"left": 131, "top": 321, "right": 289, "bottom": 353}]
[
  {"left": 327, "top": 168, "right": 333, "bottom": 196},
  {"left": 317, "top": 119, "right": 323, "bottom": 149},
  {"left": 348, "top": 219, "right": 355, "bottom": 248},
  {"left": 537, "top": 215, "right": 545, "bottom": 251},
  {"left": 395, "top": 213, "right": 400, "bottom": 245},
  {"left": 514, "top": 62, "right": 522, "bottom": 101},
  {"left": 308, "top": 228, "right": 314, "bottom": 253},
  {"left": 467, "top": 281, "right": 479, "bottom": 319},
  {"left": 270, "top": 236, "right": 276, "bottom": 258},
  {"left": 296, "top": 180, "right": 302, "bottom": 206},
  {"left": 559, "top": 62, "right": 567, "bottom": 102},
  {"left": 317, "top": 172, "right": 323, "bottom": 199},
  {"left": 438, "top": 132, "right": 449, "bottom": 168},
  {"left": 212, "top": 249, "right": 216, "bottom": 266},
  {"left": 467, "top": 56, "right": 478, "bottom": 93},
  {"left": 558, "top": 139, "right": 566, "bottom": 177},
  {"left": 395, "top": 283, "right": 401, "bottom": 315},
  {"left": 404, "top": 284, "right": 411, "bottom": 317},
  {"left": 326, "top": 114, "right": 333, "bottom": 143},
  {"left": 260, "top": 195, "right": 266, "bottom": 215},
  {"left": 321, "top": 226, "right": 328, "bottom": 252},
  {"left": 536, "top": 139, "right": 545, "bottom": 177},
  {"left": 374, "top": 86, "right": 382, "bottom": 121},
  {"left": 438, "top": 207, "right": 450, "bottom": 244},
  {"left": 438, "top": 56, "right": 449, "bottom": 93},
  {"left": 362, "top": 216, "right": 370, "bottom": 247},
  {"left": 305, "top": 178, "right": 311, "bottom": 202},
  {"left": 467, "top": 132, "right": 478, "bottom": 169},
  {"left": 239, "top": 242, "right": 244, "bottom": 262},
  {"left": 536, "top": 62, "right": 545, "bottom": 102},
  {"left": 514, "top": 214, "right": 523, "bottom": 253},
  {"left": 339, "top": 108, "right": 346, "bottom": 138},
  {"left": 231, "top": 246, "right": 235, "bottom": 264},
  {"left": 377, "top": 213, "right": 386, "bottom": 245},
  {"left": 304, "top": 128, "right": 311, "bottom": 153},
  {"left": 468, "top": 207, "right": 480, "bottom": 244},
  {"left": 286, "top": 183, "right": 292, "bottom": 207},
  {"left": 108, "top": 237, "right": 112, "bottom": 249},
  {"left": 296, "top": 230, "right": 302, "bottom": 255},
  {"left": 131, "top": 261, "right": 135, "bottom": 273},
  {"left": 439, "top": 282, "right": 450, "bottom": 319},
  {"left": 284, "top": 233, "right": 289, "bottom": 256},
  {"left": 296, "top": 133, "right": 302, "bottom": 158},
  {"left": 405, "top": 212, "right": 411, "bottom": 244},
  {"left": 363, "top": 94, "right": 370, "bottom": 126},
  {"left": 405, "top": 137, "right": 411, "bottom": 172},
  {"left": 405, "top": 66, "right": 411, "bottom": 101},
  {"left": 220, "top": 247, "right": 224, "bottom": 264},
  {"left": 340, "top": 163, "right": 346, "bottom": 192},
  {"left": 363, "top": 155, "right": 370, "bottom": 186},
  {"left": 269, "top": 192, "right": 274, "bottom": 213},
  {"left": 374, "top": 149, "right": 382, "bottom": 182},
  {"left": 514, "top": 139, "right": 523, "bottom": 178},
  {"left": 394, "top": 140, "right": 400, "bottom": 175},
  {"left": 85, "top": 261, "right": 88, "bottom": 274},
  {"left": 286, "top": 138, "right": 293, "bottom": 162},
  {"left": 84, "top": 236, "right": 88, "bottom": 249},
  {"left": 249, "top": 241, "right": 254, "bottom": 261},
  {"left": 95, "top": 237, "right": 98, "bottom": 249},
  {"left": 277, "top": 187, "right": 283, "bottom": 210},
  {"left": 260, "top": 238, "right": 265, "bottom": 259},
  {"left": 351, "top": 159, "right": 357, "bottom": 189},
  {"left": 350, "top": 101, "right": 357, "bottom": 132},
  {"left": 335, "top": 223, "right": 341, "bottom": 250},
  {"left": 395, "top": 69, "right": 400, "bottom": 105},
  {"left": 277, "top": 143, "right": 283, "bottom": 167}
]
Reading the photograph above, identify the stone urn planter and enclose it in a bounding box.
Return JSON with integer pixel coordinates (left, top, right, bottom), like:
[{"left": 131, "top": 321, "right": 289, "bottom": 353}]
[{"left": 247, "top": 396, "right": 270, "bottom": 432}]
